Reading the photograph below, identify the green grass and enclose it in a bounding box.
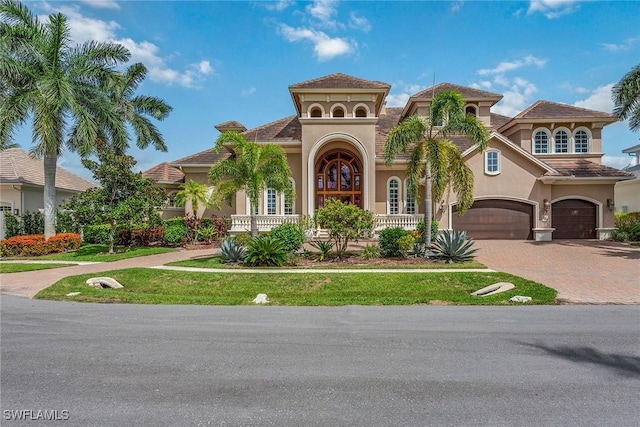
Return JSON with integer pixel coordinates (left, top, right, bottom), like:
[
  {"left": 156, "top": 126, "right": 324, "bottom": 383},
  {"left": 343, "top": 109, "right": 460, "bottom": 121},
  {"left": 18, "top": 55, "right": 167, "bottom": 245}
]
[
  {"left": 168, "top": 255, "right": 486, "bottom": 270},
  {"left": 24, "top": 244, "right": 176, "bottom": 262},
  {"left": 35, "top": 268, "right": 557, "bottom": 306},
  {"left": 0, "top": 263, "right": 72, "bottom": 273}
]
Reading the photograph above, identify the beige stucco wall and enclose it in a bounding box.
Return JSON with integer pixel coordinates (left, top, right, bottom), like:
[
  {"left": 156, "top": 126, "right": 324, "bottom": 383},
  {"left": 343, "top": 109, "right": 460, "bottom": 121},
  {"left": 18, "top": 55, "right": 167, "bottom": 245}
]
[
  {"left": 0, "top": 184, "right": 79, "bottom": 214},
  {"left": 615, "top": 178, "right": 640, "bottom": 213}
]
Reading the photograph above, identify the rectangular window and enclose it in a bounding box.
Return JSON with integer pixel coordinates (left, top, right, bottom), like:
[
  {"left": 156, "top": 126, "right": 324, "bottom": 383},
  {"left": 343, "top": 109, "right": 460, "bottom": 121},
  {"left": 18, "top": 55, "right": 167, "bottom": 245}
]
[
  {"left": 485, "top": 150, "right": 500, "bottom": 175},
  {"left": 267, "top": 189, "right": 277, "bottom": 215}
]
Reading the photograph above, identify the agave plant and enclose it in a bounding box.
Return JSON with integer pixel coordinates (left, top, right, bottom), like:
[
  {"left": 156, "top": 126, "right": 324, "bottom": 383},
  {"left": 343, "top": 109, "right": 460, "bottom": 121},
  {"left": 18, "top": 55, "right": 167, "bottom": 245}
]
[
  {"left": 219, "top": 237, "right": 246, "bottom": 263},
  {"left": 244, "top": 235, "right": 288, "bottom": 267},
  {"left": 309, "top": 240, "right": 334, "bottom": 262},
  {"left": 430, "top": 230, "right": 478, "bottom": 263}
]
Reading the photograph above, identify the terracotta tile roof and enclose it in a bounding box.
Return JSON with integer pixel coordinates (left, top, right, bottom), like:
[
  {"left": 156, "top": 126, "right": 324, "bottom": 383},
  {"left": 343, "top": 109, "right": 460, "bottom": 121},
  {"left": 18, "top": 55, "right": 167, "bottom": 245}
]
[
  {"left": 0, "top": 148, "right": 95, "bottom": 191},
  {"left": 289, "top": 73, "right": 390, "bottom": 90},
  {"left": 242, "top": 116, "right": 301, "bottom": 142},
  {"left": 142, "top": 162, "right": 185, "bottom": 183},
  {"left": 411, "top": 83, "right": 503, "bottom": 101},
  {"left": 490, "top": 112, "right": 513, "bottom": 129},
  {"left": 214, "top": 121, "right": 247, "bottom": 133},
  {"left": 543, "top": 159, "right": 635, "bottom": 178},
  {"left": 514, "top": 100, "right": 617, "bottom": 120},
  {"left": 170, "top": 147, "right": 232, "bottom": 166},
  {"left": 375, "top": 108, "right": 404, "bottom": 156}
]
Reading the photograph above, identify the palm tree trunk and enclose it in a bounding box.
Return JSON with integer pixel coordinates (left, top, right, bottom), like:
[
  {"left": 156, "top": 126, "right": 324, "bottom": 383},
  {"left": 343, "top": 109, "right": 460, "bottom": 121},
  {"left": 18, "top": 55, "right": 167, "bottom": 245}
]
[
  {"left": 43, "top": 154, "right": 57, "bottom": 239},
  {"left": 424, "top": 163, "right": 432, "bottom": 249},
  {"left": 250, "top": 201, "right": 258, "bottom": 237}
]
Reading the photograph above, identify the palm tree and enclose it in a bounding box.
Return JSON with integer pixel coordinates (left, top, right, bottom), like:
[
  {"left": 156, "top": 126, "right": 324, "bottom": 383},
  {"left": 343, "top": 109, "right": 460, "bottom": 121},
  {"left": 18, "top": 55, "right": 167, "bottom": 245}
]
[
  {"left": 101, "top": 62, "right": 172, "bottom": 154},
  {"left": 175, "top": 179, "right": 213, "bottom": 219},
  {"left": 0, "top": 0, "right": 129, "bottom": 238},
  {"left": 209, "top": 131, "right": 295, "bottom": 237},
  {"left": 612, "top": 64, "right": 640, "bottom": 132},
  {"left": 384, "top": 90, "right": 489, "bottom": 248}
]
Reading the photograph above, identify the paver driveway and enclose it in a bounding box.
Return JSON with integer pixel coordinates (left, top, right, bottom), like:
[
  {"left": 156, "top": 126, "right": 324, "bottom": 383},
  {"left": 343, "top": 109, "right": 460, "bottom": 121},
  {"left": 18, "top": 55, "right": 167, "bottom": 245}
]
[{"left": 474, "top": 240, "right": 640, "bottom": 304}]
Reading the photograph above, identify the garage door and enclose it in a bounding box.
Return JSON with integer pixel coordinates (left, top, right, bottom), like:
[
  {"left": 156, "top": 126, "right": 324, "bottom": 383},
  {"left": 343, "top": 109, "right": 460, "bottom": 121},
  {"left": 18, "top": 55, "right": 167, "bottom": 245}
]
[
  {"left": 552, "top": 199, "right": 597, "bottom": 239},
  {"left": 452, "top": 199, "right": 533, "bottom": 240}
]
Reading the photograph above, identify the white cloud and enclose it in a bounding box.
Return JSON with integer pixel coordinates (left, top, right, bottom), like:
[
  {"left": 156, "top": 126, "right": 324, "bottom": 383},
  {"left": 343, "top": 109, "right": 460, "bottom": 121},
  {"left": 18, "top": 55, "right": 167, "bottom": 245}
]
[
  {"left": 261, "top": 0, "right": 294, "bottom": 12},
  {"left": 527, "top": 0, "right": 582, "bottom": 18},
  {"left": 602, "top": 155, "right": 633, "bottom": 170},
  {"left": 349, "top": 12, "right": 371, "bottom": 32},
  {"left": 450, "top": 1, "right": 464, "bottom": 13},
  {"left": 49, "top": 5, "right": 213, "bottom": 89},
  {"left": 477, "top": 55, "right": 546, "bottom": 76},
  {"left": 241, "top": 87, "right": 256, "bottom": 97},
  {"left": 574, "top": 84, "right": 614, "bottom": 113},
  {"left": 77, "top": 0, "right": 120, "bottom": 10},
  {"left": 279, "top": 24, "right": 354, "bottom": 61},
  {"left": 307, "top": 0, "right": 338, "bottom": 27},
  {"left": 599, "top": 37, "right": 639, "bottom": 52},
  {"left": 386, "top": 82, "right": 426, "bottom": 108}
]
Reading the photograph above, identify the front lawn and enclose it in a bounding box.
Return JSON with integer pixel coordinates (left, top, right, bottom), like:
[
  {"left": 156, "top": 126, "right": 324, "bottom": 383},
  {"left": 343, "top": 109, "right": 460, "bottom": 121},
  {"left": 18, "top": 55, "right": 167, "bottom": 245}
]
[
  {"left": 35, "top": 268, "right": 557, "bottom": 305},
  {"left": 0, "top": 263, "right": 72, "bottom": 273},
  {"left": 27, "top": 244, "right": 176, "bottom": 262}
]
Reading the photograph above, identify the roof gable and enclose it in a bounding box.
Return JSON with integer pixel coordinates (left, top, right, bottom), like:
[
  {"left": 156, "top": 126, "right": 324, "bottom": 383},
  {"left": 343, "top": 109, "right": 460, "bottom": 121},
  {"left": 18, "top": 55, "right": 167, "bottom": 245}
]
[
  {"left": 411, "top": 83, "right": 503, "bottom": 101},
  {"left": 142, "top": 162, "right": 185, "bottom": 183},
  {"left": 289, "top": 73, "right": 390, "bottom": 90},
  {"left": 513, "top": 100, "right": 617, "bottom": 120}
]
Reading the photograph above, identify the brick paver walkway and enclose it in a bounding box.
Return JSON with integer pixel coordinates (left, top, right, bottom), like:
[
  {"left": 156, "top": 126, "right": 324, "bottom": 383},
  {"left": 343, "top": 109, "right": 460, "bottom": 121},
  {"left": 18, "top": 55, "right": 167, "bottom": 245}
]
[{"left": 474, "top": 240, "right": 640, "bottom": 304}]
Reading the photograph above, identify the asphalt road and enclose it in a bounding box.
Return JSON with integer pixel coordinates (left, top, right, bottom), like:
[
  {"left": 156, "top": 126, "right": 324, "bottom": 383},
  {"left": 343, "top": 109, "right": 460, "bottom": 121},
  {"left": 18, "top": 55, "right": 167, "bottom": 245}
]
[{"left": 1, "top": 296, "right": 639, "bottom": 427}]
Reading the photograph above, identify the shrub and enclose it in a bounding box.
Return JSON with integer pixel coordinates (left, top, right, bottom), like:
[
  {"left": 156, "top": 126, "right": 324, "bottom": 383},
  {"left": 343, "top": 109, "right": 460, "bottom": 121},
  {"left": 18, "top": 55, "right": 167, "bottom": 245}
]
[
  {"left": 56, "top": 210, "right": 79, "bottom": 234},
  {"left": 362, "top": 243, "right": 380, "bottom": 260},
  {"left": 3, "top": 212, "right": 21, "bottom": 238},
  {"left": 83, "top": 224, "right": 111, "bottom": 245},
  {"left": 164, "top": 223, "right": 188, "bottom": 247},
  {"left": 196, "top": 226, "right": 217, "bottom": 243},
  {"left": 270, "top": 222, "right": 305, "bottom": 253},
  {"left": 614, "top": 212, "right": 640, "bottom": 241},
  {"left": 397, "top": 234, "right": 416, "bottom": 258},
  {"left": 379, "top": 227, "right": 411, "bottom": 257},
  {"left": 611, "top": 229, "right": 630, "bottom": 243},
  {"left": 130, "top": 227, "right": 164, "bottom": 246},
  {"left": 22, "top": 211, "right": 44, "bottom": 235},
  {"left": 314, "top": 199, "right": 374, "bottom": 256},
  {"left": 416, "top": 220, "right": 439, "bottom": 243},
  {"left": 430, "top": 230, "right": 478, "bottom": 263},
  {"left": 244, "top": 235, "right": 288, "bottom": 267},
  {"left": 219, "top": 237, "right": 246, "bottom": 263},
  {"left": 163, "top": 217, "right": 186, "bottom": 228},
  {"left": 0, "top": 233, "right": 81, "bottom": 257},
  {"left": 309, "top": 240, "right": 334, "bottom": 261},
  {"left": 233, "top": 232, "right": 252, "bottom": 247}
]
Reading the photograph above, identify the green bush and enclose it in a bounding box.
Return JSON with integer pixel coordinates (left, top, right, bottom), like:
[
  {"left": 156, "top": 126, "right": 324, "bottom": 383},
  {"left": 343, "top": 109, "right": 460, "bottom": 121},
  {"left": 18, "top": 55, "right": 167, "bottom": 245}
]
[
  {"left": 244, "top": 235, "right": 288, "bottom": 267},
  {"left": 83, "top": 224, "right": 111, "bottom": 245},
  {"left": 614, "top": 212, "right": 640, "bottom": 241},
  {"left": 397, "top": 234, "right": 416, "bottom": 258},
  {"left": 362, "top": 243, "right": 380, "bottom": 260},
  {"left": 314, "top": 199, "right": 374, "bottom": 256},
  {"left": 164, "top": 223, "right": 188, "bottom": 246},
  {"left": 163, "top": 217, "right": 186, "bottom": 228},
  {"left": 3, "top": 212, "right": 21, "bottom": 238},
  {"left": 56, "top": 210, "right": 79, "bottom": 234},
  {"left": 22, "top": 211, "right": 44, "bottom": 235},
  {"left": 610, "top": 229, "right": 630, "bottom": 243},
  {"left": 233, "top": 232, "right": 252, "bottom": 247},
  {"left": 416, "top": 220, "right": 439, "bottom": 243},
  {"left": 308, "top": 240, "right": 334, "bottom": 261},
  {"left": 379, "top": 227, "right": 411, "bottom": 257},
  {"left": 430, "top": 230, "right": 478, "bottom": 263},
  {"left": 270, "top": 222, "right": 305, "bottom": 253}
]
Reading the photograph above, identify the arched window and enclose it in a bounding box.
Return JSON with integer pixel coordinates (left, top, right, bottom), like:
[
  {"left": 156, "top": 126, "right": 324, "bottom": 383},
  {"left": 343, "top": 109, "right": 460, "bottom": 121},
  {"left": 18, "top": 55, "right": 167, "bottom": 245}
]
[
  {"left": 485, "top": 149, "right": 500, "bottom": 175},
  {"left": 308, "top": 104, "right": 324, "bottom": 118},
  {"left": 310, "top": 108, "right": 322, "bottom": 118},
  {"left": 574, "top": 129, "right": 589, "bottom": 153},
  {"left": 554, "top": 130, "right": 569, "bottom": 153},
  {"left": 355, "top": 107, "right": 367, "bottom": 117},
  {"left": 533, "top": 129, "right": 549, "bottom": 154},
  {"left": 388, "top": 178, "right": 400, "bottom": 215},
  {"left": 465, "top": 105, "right": 478, "bottom": 117},
  {"left": 315, "top": 149, "right": 362, "bottom": 209},
  {"left": 332, "top": 107, "right": 345, "bottom": 118}
]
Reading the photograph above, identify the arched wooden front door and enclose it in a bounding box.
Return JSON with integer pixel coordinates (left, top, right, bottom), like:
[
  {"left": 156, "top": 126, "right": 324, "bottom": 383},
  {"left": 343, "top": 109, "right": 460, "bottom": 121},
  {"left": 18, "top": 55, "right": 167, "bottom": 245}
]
[{"left": 315, "top": 149, "right": 363, "bottom": 209}]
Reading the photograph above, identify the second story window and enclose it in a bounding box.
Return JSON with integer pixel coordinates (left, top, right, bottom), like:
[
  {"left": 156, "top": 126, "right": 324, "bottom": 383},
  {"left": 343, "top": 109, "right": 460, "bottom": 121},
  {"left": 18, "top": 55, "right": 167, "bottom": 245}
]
[
  {"left": 554, "top": 130, "right": 569, "bottom": 153},
  {"left": 485, "top": 150, "right": 500, "bottom": 175},
  {"left": 534, "top": 130, "right": 549, "bottom": 154},
  {"left": 388, "top": 178, "right": 400, "bottom": 215},
  {"left": 574, "top": 130, "right": 589, "bottom": 153}
]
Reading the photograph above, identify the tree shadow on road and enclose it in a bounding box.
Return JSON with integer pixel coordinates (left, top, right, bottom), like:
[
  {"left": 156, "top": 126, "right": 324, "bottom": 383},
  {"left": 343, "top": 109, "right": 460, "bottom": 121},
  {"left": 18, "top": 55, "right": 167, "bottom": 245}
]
[
  {"left": 517, "top": 341, "right": 640, "bottom": 377},
  {"left": 521, "top": 239, "right": 640, "bottom": 260}
]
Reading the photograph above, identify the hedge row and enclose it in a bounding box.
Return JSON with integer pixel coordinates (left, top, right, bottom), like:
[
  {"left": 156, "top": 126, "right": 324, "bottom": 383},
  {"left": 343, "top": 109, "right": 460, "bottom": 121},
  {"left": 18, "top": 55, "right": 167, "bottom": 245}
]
[{"left": 0, "top": 233, "right": 82, "bottom": 257}]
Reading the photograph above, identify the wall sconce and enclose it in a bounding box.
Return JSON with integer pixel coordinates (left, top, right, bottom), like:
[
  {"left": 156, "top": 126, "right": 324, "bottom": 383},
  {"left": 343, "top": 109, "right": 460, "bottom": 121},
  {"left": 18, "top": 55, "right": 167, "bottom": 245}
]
[
  {"left": 606, "top": 198, "right": 615, "bottom": 212},
  {"left": 543, "top": 199, "right": 551, "bottom": 214},
  {"left": 13, "top": 209, "right": 19, "bottom": 216},
  {"left": 440, "top": 200, "right": 445, "bottom": 212}
]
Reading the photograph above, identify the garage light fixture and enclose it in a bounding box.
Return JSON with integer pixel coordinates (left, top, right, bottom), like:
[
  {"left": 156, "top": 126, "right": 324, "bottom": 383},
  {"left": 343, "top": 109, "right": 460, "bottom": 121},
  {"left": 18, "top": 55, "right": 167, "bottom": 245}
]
[
  {"left": 543, "top": 199, "right": 550, "bottom": 213},
  {"left": 606, "top": 198, "right": 615, "bottom": 212}
]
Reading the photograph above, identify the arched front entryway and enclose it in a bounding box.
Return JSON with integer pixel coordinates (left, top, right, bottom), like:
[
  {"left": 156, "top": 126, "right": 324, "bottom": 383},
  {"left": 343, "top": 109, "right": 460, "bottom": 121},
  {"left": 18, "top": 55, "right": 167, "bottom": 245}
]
[{"left": 314, "top": 149, "right": 363, "bottom": 209}]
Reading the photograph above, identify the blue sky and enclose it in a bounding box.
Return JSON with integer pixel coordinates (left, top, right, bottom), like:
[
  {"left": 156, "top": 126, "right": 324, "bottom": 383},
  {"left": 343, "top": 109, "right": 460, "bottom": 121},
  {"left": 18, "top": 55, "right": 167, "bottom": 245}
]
[{"left": 11, "top": 0, "right": 640, "bottom": 180}]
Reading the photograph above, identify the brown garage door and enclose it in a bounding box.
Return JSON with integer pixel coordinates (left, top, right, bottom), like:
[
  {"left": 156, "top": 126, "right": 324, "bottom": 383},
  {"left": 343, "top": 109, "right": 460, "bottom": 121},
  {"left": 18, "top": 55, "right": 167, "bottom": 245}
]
[
  {"left": 552, "top": 199, "right": 597, "bottom": 239},
  {"left": 452, "top": 199, "right": 533, "bottom": 240}
]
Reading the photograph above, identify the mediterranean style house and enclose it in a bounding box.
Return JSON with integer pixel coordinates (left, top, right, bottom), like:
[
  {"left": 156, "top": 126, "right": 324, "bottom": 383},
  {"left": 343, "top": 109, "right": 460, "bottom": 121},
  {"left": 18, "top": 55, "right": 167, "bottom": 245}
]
[{"left": 144, "top": 73, "right": 635, "bottom": 240}]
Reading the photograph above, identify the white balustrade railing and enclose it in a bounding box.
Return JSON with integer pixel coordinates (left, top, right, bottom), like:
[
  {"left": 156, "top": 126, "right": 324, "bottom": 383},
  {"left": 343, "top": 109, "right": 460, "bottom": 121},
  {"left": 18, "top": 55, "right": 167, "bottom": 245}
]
[{"left": 231, "top": 213, "right": 422, "bottom": 234}]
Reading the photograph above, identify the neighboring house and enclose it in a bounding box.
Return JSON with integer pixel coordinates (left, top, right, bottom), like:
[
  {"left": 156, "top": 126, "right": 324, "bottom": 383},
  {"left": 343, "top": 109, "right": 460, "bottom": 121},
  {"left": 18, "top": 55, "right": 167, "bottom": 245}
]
[
  {"left": 142, "top": 162, "right": 186, "bottom": 219},
  {"left": 0, "top": 148, "right": 96, "bottom": 239},
  {"left": 614, "top": 143, "right": 640, "bottom": 213},
  {"left": 144, "top": 73, "right": 635, "bottom": 240}
]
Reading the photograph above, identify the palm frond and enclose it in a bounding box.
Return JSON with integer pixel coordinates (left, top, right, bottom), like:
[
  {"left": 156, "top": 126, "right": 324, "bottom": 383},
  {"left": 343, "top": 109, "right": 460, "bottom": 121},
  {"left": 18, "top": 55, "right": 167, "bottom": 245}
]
[{"left": 383, "top": 115, "right": 428, "bottom": 165}]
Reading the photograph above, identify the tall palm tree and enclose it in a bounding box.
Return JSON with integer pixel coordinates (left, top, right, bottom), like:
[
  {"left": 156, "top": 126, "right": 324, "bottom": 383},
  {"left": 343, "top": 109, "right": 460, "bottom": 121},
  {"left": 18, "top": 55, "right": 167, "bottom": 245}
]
[
  {"left": 384, "top": 90, "right": 489, "bottom": 248},
  {"left": 101, "top": 62, "right": 172, "bottom": 154},
  {"left": 0, "top": 0, "right": 129, "bottom": 238},
  {"left": 209, "top": 131, "right": 295, "bottom": 237},
  {"left": 175, "top": 179, "right": 213, "bottom": 219},
  {"left": 612, "top": 64, "right": 640, "bottom": 132}
]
